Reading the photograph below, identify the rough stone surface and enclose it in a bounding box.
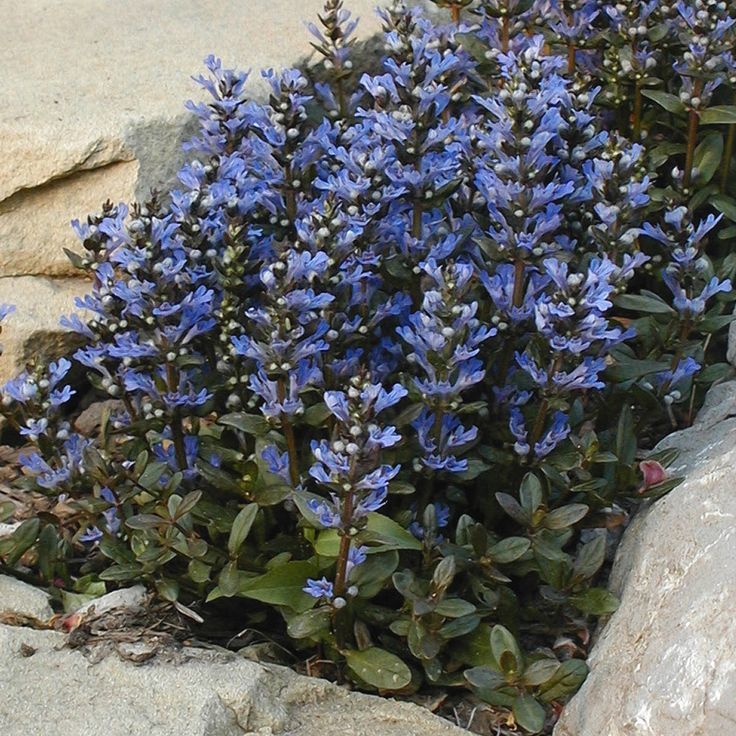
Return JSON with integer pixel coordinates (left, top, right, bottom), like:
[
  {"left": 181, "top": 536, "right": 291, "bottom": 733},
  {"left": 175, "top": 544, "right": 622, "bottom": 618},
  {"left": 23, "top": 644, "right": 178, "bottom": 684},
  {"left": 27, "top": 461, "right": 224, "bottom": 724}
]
[
  {"left": 0, "top": 576, "right": 53, "bottom": 621},
  {"left": 554, "top": 382, "right": 736, "bottom": 736},
  {"left": 0, "top": 276, "right": 89, "bottom": 383},
  {"left": 0, "top": 0, "right": 386, "bottom": 279},
  {"left": 0, "top": 583, "right": 468, "bottom": 736},
  {"left": 0, "top": 161, "right": 139, "bottom": 277},
  {"left": 727, "top": 318, "right": 736, "bottom": 367}
]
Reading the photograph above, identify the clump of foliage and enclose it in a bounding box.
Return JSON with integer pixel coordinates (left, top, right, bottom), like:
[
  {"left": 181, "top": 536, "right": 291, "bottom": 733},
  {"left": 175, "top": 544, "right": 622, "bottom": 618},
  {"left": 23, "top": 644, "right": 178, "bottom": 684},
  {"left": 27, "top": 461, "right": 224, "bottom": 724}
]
[{"left": 1, "top": 1, "right": 735, "bottom": 732}]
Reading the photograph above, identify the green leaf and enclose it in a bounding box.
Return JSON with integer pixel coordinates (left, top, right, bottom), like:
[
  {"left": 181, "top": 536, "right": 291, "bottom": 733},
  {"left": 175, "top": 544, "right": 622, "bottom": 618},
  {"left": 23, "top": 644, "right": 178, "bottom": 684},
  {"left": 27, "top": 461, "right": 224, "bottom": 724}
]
[
  {"left": 287, "top": 607, "right": 331, "bottom": 639},
  {"left": 490, "top": 537, "right": 531, "bottom": 564},
  {"left": 218, "top": 561, "right": 241, "bottom": 597},
  {"left": 171, "top": 490, "right": 202, "bottom": 519},
  {"left": 696, "top": 361, "right": 734, "bottom": 382},
  {"left": 454, "top": 624, "right": 494, "bottom": 666},
  {"left": 315, "top": 514, "right": 421, "bottom": 557},
  {"left": 434, "top": 598, "right": 477, "bottom": 618},
  {"left": 700, "top": 106, "right": 736, "bottom": 125},
  {"left": 0, "top": 501, "right": 15, "bottom": 522},
  {"left": 641, "top": 90, "right": 686, "bottom": 115},
  {"left": 647, "top": 141, "right": 686, "bottom": 168},
  {"left": 99, "top": 563, "right": 144, "bottom": 581},
  {"left": 464, "top": 665, "right": 507, "bottom": 691},
  {"left": 711, "top": 194, "right": 736, "bottom": 223},
  {"left": 513, "top": 694, "right": 546, "bottom": 734},
  {"left": 303, "top": 402, "right": 332, "bottom": 427},
  {"left": 156, "top": 578, "right": 179, "bottom": 602},
  {"left": 614, "top": 292, "right": 675, "bottom": 315},
  {"left": 693, "top": 132, "right": 724, "bottom": 185},
  {"left": 236, "top": 560, "right": 319, "bottom": 612},
  {"left": 37, "top": 524, "right": 58, "bottom": 581},
  {"left": 457, "top": 458, "right": 490, "bottom": 480},
  {"left": 496, "top": 493, "right": 529, "bottom": 525},
  {"left": 228, "top": 503, "right": 259, "bottom": 555},
  {"left": 351, "top": 550, "right": 399, "bottom": 598},
  {"left": 608, "top": 357, "right": 673, "bottom": 382},
  {"left": 218, "top": 412, "right": 270, "bottom": 436},
  {"left": 718, "top": 224, "right": 736, "bottom": 240},
  {"left": 455, "top": 32, "right": 491, "bottom": 64},
  {"left": 360, "top": 513, "right": 423, "bottom": 551},
  {"left": 569, "top": 587, "right": 619, "bottom": 616},
  {"left": 6, "top": 518, "right": 40, "bottom": 566},
  {"left": 126, "top": 514, "right": 166, "bottom": 530},
  {"left": 542, "top": 504, "right": 589, "bottom": 530},
  {"left": 188, "top": 558, "right": 212, "bottom": 583},
  {"left": 137, "top": 461, "right": 168, "bottom": 491},
  {"left": 616, "top": 403, "right": 637, "bottom": 466},
  {"left": 538, "top": 659, "right": 588, "bottom": 702},
  {"left": 519, "top": 473, "right": 543, "bottom": 514},
  {"left": 344, "top": 647, "right": 412, "bottom": 691},
  {"left": 388, "top": 480, "right": 415, "bottom": 495},
  {"left": 573, "top": 533, "right": 606, "bottom": 580},
  {"left": 522, "top": 659, "right": 561, "bottom": 687},
  {"left": 63, "top": 247, "right": 85, "bottom": 269},
  {"left": 439, "top": 614, "right": 481, "bottom": 639},
  {"left": 490, "top": 624, "right": 523, "bottom": 676}
]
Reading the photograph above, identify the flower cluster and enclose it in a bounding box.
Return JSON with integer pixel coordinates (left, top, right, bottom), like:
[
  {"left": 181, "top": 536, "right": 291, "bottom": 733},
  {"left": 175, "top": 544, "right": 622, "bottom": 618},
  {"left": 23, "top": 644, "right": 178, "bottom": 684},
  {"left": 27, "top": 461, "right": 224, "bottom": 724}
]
[
  {"left": 304, "top": 377, "right": 405, "bottom": 601},
  {"left": 0, "top": 3, "right": 733, "bottom": 728},
  {"left": 399, "top": 260, "right": 494, "bottom": 472},
  {"left": 642, "top": 207, "right": 731, "bottom": 401},
  {"left": 667, "top": 0, "right": 736, "bottom": 111}
]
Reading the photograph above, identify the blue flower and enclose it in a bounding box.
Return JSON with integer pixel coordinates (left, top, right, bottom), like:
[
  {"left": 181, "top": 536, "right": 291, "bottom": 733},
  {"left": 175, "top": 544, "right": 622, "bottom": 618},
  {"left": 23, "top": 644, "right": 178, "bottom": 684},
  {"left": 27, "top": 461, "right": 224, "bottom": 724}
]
[
  {"left": 303, "top": 577, "right": 335, "bottom": 600},
  {"left": 261, "top": 445, "right": 292, "bottom": 483},
  {"left": 20, "top": 418, "right": 49, "bottom": 440}
]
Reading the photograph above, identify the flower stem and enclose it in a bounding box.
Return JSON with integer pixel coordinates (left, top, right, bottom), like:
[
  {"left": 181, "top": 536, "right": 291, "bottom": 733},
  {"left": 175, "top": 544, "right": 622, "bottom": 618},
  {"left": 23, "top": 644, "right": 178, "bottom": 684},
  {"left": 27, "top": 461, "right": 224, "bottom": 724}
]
[
  {"left": 277, "top": 379, "right": 300, "bottom": 487},
  {"left": 720, "top": 123, "right": 735, "bottom": 192},
  {"left": 512, "top": 258, "right": 526, "bottom": 308},
  {"left": 165, "top": 363, "right": 188, "bottom": 472},
  {"left": 334, "top": 497, "right": 354, "bottom": 597},
  {"left": 282, "top": 417, "right": 300, "bottom": 487},
  {"left": 683, "top": 82, "right": 703, "bottom": 190},
  {"left": 332, "top": 490, "right": 355, "bottom": 650},
  {"left": 451, "top": 4, "right": 461, "bottom": 24},
  {"left": 528, "top": 398, "right": 549, "bottom": 454},
  {"left": 632, "top": 82, "right": 643, "bottom": 140},
  {"left": 412, "top": 201, "right": 423, "bottom": 239},
  {"left": 501, "top": 16, "right": 510, "bottom": 54},
  {"left": 567, "top": 43, "right": 576, "bottom": 75}
]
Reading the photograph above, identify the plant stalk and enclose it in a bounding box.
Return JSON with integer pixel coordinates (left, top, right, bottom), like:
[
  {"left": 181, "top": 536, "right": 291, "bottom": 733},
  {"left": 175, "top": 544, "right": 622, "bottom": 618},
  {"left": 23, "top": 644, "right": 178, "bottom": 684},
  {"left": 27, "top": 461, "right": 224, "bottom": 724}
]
[
  {"left": 632, "top": 82, "right": 643, "bottom": 140},
  {"left": 166, "top": 363, "right": 188, "bottom": 472},
  {"left": 277, "top": 379, "right": 300, "bottom": 487},
  {"left": 333, "top": 494, "right": 354, "bottom": 597},
  {"left": 683, "top": 81, "right": 703, "bottom": 190},
  {"left": 720, "top": 122, "right": 735, "bottom": 192},
  {"left": 512, "top": 258, "right": 526, "bottom": 308},
  {"left": 501, "top": 16, "right": 510, "bottom": 54}
]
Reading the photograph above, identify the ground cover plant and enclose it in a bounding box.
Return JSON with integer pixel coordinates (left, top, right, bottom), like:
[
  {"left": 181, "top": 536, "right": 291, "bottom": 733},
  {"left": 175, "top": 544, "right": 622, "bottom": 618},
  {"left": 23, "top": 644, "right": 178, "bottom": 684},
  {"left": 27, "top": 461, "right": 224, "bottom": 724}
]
[{"left": 1, "top": 1, "right": 735, "bottom": 732}]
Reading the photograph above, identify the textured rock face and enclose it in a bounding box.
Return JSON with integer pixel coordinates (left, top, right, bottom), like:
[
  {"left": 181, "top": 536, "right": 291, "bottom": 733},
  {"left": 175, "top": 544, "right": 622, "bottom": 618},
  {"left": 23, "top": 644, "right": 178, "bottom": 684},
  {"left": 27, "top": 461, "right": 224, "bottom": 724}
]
[
  {"left": 0, "top": 576, "right": 53, "bottom": 621},
  {"left": 554, "top": 382, "right": 736, "bottom": 736},
  {"left": 0, "top": 0, "right": 388, "bottom": 380},
  {"left": 0, "top": 277, "right": 89, "bottom": 384},
  {"left": 0, "top": 577, "right": 469, "bottom": 736}
]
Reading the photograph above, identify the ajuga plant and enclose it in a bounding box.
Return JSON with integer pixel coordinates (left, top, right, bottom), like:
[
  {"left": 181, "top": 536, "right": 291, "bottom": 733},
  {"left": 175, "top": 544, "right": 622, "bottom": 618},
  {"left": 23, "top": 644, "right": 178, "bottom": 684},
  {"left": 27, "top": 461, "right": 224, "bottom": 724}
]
[{"left": 1, "top": 2, "right": 734, "bottom": 734}]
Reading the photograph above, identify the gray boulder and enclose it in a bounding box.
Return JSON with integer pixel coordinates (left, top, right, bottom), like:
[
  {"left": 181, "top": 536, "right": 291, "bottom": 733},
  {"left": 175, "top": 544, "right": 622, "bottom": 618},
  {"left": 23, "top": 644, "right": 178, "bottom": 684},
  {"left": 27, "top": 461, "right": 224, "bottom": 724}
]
[
  {"left": 0, "top": 575, "right": 53, "bottom": 621},
  {"left": 0, "top": 577, "right": 469, "bottom": 736},
  {"left": 555, "top": 382, "right": 736, "bottom": 736}
]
